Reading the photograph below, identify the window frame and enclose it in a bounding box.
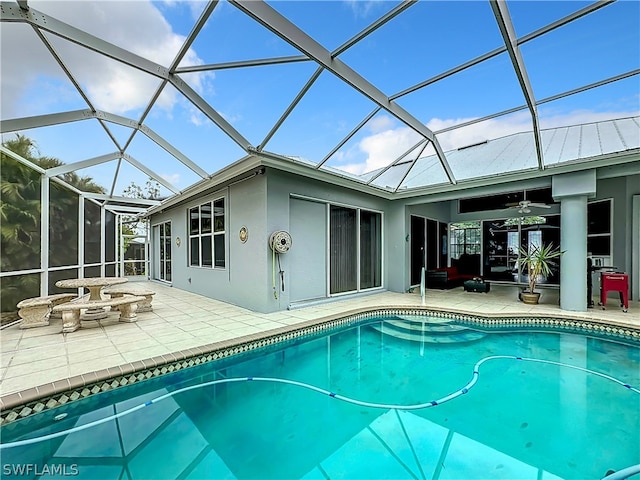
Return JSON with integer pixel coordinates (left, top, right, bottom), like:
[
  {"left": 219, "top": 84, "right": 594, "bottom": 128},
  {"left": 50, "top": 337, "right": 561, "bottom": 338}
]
[
  {"left": 587, "top": 198, "right": 613, "bottom": 258},
  {"left": 188, "top": 196, "right": 226, "bottom": 269},
  {"left": 449, "top": 221, "right": 481, "bottom": 260}
]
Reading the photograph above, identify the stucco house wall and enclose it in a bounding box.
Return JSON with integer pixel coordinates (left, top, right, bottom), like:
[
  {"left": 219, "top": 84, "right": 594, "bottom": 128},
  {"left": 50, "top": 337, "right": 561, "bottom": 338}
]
[
  {"left": 148, "top": 174, "right": 269, "bottom": 312},
  {"left": 265, "top": 168, "right": 394, "bottom": 311},
  {"left": 149, "top": 167, "right": 398, "bottom": 313},
  {"left": 148, "top": 162, "right": 640, "bottom": 313}
]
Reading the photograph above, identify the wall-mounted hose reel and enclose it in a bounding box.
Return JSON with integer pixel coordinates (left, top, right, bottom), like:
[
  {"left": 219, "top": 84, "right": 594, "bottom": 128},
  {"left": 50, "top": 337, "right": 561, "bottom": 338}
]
[
  {"left": 269, "top": 231, "right": 292, "bottom": 299},
  {"left": 269, "top": 231, "right": 292, "bottom": 254}
]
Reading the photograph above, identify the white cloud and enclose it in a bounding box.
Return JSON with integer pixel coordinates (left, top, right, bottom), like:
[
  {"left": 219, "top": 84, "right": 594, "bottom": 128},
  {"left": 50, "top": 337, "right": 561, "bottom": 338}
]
[
  {"left": 161, "top": 173, "right": 181, "bottom": 186},
  {"left": 0, "top": 1, "right": 209, "bottom": 118},
  {"left": 161, "top": 0, "right": 210, "bottom": 22},
  {"left": 189, "top": 108, "right": 207, "bottom": 127},
  {"left": 368, "top": 115, "right": 395, "bottom": 133},
  {"left": 428, "top": 111, "right": 533, "bottom": 152},
  {"left": 357, "top": 127, "right": 422, "bottom": 171},
  {"left": 343, "top": 0, "right": 384, "bottom": 19},
  {"left": 537, "top": 107, "right": 640, "bottom": 130}
]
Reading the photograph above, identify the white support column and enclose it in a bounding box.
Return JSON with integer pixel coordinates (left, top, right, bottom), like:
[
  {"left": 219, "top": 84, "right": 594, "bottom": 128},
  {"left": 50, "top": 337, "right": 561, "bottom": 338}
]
[
  {"left": 560, "top": 195, "right": 588, "bottom": 311},
  {"left": 356, "top": 208, "right": 361, "bottom": 292},
  {"left": 145, "top": 218, "right": 150, "bottom": 279},
  {"left": 40, "top": 175, "right": 50, "bottom": 296},
  {"left": 632, "top": 195, "right": 640, "bottom": 303},
  {"left": 78, "top": 195, "right": 85, "bottom": 279},
  {"left": 119, "top": 214, "right": 124, "bottom": 277},
  {"left": 100, "top": 206, "right": 106, "bottom": 276},
  {"left": 553, "top": 170, "right": 596, "bottom": 312}
]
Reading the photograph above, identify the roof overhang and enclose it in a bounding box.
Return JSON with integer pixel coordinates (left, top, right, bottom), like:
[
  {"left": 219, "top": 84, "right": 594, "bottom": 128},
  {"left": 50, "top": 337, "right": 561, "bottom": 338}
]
[{"left": 143, "top": 146, "right": 639, "bottom": 217}]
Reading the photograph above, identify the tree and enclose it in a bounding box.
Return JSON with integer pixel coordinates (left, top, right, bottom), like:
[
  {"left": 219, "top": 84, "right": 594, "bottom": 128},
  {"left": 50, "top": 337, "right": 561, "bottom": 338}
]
[
  {"left": 120, "top": 178, "right": 161, "bottom": 275},
  {"left": 122, "top": 178, "right": 161, "bottom": 201},
  {"left": 1, "top": 137, "right": 41, "bottom": 272},
  {"left": 121, "top": 177, "right": 161, "bottom": 236}
]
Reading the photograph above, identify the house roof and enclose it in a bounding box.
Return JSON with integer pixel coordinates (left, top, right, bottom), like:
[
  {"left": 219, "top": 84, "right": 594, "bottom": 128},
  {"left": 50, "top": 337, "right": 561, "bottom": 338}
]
[
  {"left": 1, "top": 0, "right": 639, "bottom": 212},
  {"left": 364, "top": 116, "right": 640, "bottom": 191}
]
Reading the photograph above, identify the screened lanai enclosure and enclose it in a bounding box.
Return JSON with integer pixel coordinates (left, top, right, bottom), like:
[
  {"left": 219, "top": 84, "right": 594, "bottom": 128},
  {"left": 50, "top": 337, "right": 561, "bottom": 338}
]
[
  {"left": 1, "top": 0, "right": 639, "bottom": 317},
  {"left": 0, "top": 150, "right": 155, "bottom": 318}
]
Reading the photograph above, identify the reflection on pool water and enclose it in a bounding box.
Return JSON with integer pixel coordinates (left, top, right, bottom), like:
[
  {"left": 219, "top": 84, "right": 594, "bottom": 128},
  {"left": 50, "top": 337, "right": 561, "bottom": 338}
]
[{"left": 1, "top": 315, "right": 639, "bottom": 480}]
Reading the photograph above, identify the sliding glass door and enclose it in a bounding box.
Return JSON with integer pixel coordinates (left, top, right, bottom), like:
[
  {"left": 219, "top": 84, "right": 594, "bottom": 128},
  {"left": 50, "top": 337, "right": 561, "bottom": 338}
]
[
  {"left": 483, "top": 215, "right": 561, "bottom": 283},
  {"left": 412, "top": 216, "right": 448, "bottom": 285},
  {"left": 330, "top": 206, "right": 382, "bottom": 294},
  {"left": 410, "top": 216, "right": 426, "bottom": 286}
]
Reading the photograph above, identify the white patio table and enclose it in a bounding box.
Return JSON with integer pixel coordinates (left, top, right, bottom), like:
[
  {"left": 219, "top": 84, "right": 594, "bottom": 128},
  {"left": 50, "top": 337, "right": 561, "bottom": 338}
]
[{"left": 55, "top": 277, "right": 128, "bottom": 320}]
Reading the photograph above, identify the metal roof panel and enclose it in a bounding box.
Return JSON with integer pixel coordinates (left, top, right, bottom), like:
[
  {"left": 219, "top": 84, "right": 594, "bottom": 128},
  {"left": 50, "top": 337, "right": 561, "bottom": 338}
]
[
  {"left": 370, "top": 116, "right": 639, "bottom": 190},
  {"left": 542, "top": 127, "right": 567, "bottom": 166},
  {"left": 597, "top": 121, "right": 626, "bottom": 154},
  {"left": 580, "top": 123, "right": 602, "bottom": 159},
  {"left": 615, "top": 117, "right": 640, "bottom": 150}
]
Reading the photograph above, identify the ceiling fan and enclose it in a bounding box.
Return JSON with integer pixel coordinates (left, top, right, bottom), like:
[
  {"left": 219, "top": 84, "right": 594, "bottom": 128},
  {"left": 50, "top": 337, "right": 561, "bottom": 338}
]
[{"left": 511, "top": 199, "right": 552, "bottom": 214}]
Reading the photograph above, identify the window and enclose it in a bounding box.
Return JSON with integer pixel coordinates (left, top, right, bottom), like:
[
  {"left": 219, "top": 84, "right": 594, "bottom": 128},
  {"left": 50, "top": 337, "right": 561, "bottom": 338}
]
[
  {"left": 459, "top": 187, "right": 554, "bottom": 213},
  {"left": 483, "top": 219, "right": 519, "bottom": 281},
  {"left": 189, "top": 198, "right": 225, "bottom": 268},
  {"left": 449, "top": 221, "right": 481, "bottom": 259},
  {"left": 483, "top": 215, "right": 561, "bottom": 284},
  {"left": 587, "top": 199, "right": 612, "bottom": 256},
  {"left": 360, "top": 210, "right": 382, "bottom": 290}
]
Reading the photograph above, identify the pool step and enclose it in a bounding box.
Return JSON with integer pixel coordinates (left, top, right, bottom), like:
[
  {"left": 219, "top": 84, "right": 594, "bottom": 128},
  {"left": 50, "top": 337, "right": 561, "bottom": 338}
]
[
  {"left": 371, "top": 317, "right": 486, "bottom": 344},
  {"left": 387, "top": 319, "right": 468, "bottom": 334}
]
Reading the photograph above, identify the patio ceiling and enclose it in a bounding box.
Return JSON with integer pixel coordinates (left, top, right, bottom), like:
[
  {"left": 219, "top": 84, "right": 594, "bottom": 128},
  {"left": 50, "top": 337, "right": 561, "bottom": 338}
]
[{"left": 1, "top": 0, "right": 638, "bottom": 207}]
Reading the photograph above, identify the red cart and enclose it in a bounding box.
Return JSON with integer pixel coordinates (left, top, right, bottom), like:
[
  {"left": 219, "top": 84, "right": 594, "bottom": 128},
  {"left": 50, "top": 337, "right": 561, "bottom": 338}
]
[{"left": 599, "top": 272, "right": 629, "bottom": 313}]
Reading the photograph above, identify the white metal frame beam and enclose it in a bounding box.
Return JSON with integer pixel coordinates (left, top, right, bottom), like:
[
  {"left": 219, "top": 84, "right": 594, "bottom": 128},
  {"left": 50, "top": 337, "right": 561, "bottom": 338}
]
[
  {"left": 85, "top": 193, "right": 161, "bottom": 207},
  {"left": 332, "top": 0, "right": 416, "bottom": 57},
  {"left": 45, "top": 152, "right": 121, "bottom": 177},
  {"left": 0, "top": 0, "right": 633, "bottom": 204},
  {"left": 491, "top": 0, "right": 544, "bottom": 170},
  {"left": 230, "top": 0, "right": 456, "bottom": 185},
  {"left": 122, "top": 154, "right": 179, "bottom": 194},
  {"left": 1, "top": 109, "right": 209, "bottom": 179},
  {"left": 175, "top": 55, "right": 310, "bottom": 73},
  {"left": 259, "top": 66, "right": 324, "bottom": 152},
  {"left": 391, "top": 0, "right": 612, "bottom": 102},
  {"left": 258, "top": 1, "right": 413, "bottom": 163},
  {"left": 434, "top": 70, "right": 639, "bottom": 136},
  {"left": 318, "top": 107, "right": 382, "bottom": 169},
  {"left": 367, "top": 139, "right": 428, "bottom": 186},
  {"left": 1, "top": 110, "right": 87, "bottom": 133},
  {"left": 171, "top": 74, "right": 253, "bottom": 151},
  {"left": 104, "top": 205, "right": 150, "bottom": 214},
  {"left": 0, "top": 3, "right": 169, "bottom": 80}
]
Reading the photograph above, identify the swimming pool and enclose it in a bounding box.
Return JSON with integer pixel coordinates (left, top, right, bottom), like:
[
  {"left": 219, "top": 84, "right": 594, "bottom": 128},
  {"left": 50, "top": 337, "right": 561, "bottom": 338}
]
[{"left": 1, "top": 313, "right": 639, "bottom": 479}]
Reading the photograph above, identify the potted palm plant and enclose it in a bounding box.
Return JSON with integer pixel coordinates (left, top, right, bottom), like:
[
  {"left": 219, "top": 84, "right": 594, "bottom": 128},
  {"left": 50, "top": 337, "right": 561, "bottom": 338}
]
[{"left": 518, "top": 242, "right": 564, "bottom": 305}]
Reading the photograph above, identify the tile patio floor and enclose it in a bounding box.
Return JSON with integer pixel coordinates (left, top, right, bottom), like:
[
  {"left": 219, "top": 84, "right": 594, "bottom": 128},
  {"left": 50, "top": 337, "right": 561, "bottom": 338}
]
[{"left": 1, "top": 281, "right": 638, "bottom": 401}]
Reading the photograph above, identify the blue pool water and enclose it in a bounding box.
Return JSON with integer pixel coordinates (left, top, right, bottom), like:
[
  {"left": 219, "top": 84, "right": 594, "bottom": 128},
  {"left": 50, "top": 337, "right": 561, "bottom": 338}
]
[{"left": 1, "top": 315, "right": 639, "bottom": 480}]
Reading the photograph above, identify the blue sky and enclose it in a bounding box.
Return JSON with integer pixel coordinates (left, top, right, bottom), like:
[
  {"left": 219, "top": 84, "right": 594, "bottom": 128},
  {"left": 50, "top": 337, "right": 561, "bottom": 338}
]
[{"left": 1, "top": 0, "right": 638, "bottom": 197}]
